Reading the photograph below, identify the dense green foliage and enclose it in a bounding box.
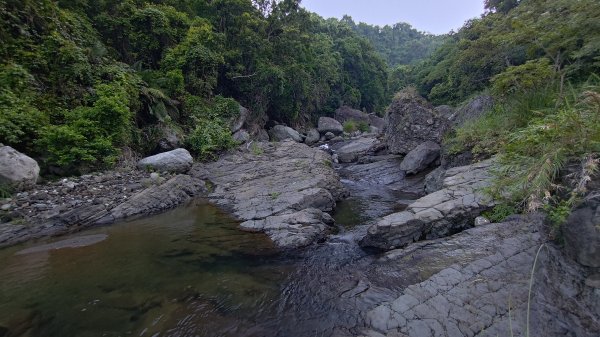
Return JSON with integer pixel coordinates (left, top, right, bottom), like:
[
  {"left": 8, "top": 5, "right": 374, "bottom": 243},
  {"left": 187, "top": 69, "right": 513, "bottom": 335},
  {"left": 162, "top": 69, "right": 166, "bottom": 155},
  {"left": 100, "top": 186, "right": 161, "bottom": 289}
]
[
  {"left": 412, "top": 0, "right": 600, "bottom": 105},
  {"left": 423, "top": 0, "right": 600, "bottom": 226},
  {"left": 0, "top": 0, "right": 392, "bottom": 174},
  {"left": 344, "top": 16, "right": 445, "bottom": 67}
]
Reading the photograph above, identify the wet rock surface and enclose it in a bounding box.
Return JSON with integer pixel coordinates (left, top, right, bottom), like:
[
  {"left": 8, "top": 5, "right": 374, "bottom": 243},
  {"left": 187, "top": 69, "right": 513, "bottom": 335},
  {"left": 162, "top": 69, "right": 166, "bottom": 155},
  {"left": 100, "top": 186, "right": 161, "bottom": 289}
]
[
  {"left": 191, "top": 140, "right": 344, "bottom": 249},
  {"left": 361, "top": 159, "right": 495, "bottom": 250}
]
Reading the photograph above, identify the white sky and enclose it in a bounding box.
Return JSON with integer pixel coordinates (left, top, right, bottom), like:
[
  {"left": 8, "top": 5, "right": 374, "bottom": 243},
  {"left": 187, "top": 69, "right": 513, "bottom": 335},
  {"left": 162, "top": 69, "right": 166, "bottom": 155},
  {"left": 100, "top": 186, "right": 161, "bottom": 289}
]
[{"left": 301, "top": 0, "right": 485, "bottom": 35}]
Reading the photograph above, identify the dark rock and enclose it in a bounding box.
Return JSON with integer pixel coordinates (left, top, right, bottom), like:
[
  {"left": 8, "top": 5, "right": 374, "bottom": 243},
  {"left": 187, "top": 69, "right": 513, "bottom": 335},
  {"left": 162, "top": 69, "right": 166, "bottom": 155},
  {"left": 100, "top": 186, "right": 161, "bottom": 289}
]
[
  {"left": 424, "top": 167, "right": 445, "bottom": 194},
  {"left": 269, "top": 125, "right": 302, "bottom": 142},
  {"left": 384, "top": 88, "right": 448, "bottom": 155},
  {"left": 318, "top": 117, "right": 344, "bottom": 135},
  {"left": 155, "top": 124, "right": 183, "bottom": 153},
  {"left": 137, "top": 148, "right": 193, "bottom": 173},
  {"left": 399, "top": 141, "right": 441, "bottom": 175},
  {"left": 0, "top": 146, "right": 39, "bottom": 191},
  {"left": 325, "top": 132, "right": 336, "bottom": 140},
  {"left": 369, "top": 114, "right": 386, "bottom": 130},
  {"left": 563, "top": 199, "right": 600, "bottom": 267},
  {"left": 335, "top": 106, "right": 370, "bottom": 124}
]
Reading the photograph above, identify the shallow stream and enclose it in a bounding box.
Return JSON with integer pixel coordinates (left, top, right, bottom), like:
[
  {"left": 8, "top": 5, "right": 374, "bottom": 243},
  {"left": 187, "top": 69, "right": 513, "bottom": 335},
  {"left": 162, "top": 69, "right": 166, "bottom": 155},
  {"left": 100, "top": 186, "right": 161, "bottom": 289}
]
[{"left": 0, "top": 164, "right": 414, "bottom": 337}]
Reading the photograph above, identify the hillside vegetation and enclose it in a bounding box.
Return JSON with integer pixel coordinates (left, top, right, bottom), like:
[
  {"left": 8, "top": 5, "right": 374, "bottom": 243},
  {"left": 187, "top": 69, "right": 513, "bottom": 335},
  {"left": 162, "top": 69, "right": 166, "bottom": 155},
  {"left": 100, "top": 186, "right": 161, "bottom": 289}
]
[{"left": 0, "top": 0, "right": 392, "bottom": 174}]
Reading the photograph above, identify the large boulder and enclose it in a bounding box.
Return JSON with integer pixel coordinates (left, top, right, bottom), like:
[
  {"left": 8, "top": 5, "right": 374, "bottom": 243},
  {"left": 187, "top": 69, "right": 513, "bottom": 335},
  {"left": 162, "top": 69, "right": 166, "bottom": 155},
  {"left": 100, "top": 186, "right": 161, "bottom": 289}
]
[
  {"left": 318, "top": 117, "right": 344, "bottom": 135},
  {"left": 0, "top": 146, "right": 39, "bottom": 190},
  {"left": 399, "top": 141, "right": 441, "bottom": 175},
  {"left": 269, "top": 125, "right": 302, "bottom": 142},
  {"left": 360, "top": 159, "right": 496, "bottom": 250},
  {"left": 137, "top": 148, "right": 193, "bottom": 173},
  {"left": 563, "top": 199, "right": 600, "bottom": 267},
  {"left": 368, "top": 114, "right": 386, "bottom": 131},
  {"left": 337, "top": 137, "right": 379, "bottom": 163},
  {"left": 191, "top": 140, "right": 345, "bottom": 249},
  {"left": 232, "top": 129, "right": 250, "bottom": 144},
  {"left": 334, "top": 106, "right": 370, "bottom": 124},
  {"left": 450, "top": 95, "right": 494, "bottom": 126},
  {"left": 384, "top": 88, "right": 448, "bottom": 155}
]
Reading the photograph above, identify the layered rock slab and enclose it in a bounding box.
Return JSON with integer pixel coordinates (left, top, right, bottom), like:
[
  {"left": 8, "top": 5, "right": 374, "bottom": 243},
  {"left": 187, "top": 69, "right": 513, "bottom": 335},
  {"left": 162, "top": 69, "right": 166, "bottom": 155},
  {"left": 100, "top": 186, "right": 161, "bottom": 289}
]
[
  {"left": 358, "top": 214, "right": 599, "bottom": 337},
  {"left": 360, "top": 159, "right": 495, "bottom": 250},
  {"left": 192, "top": 140, "right": 344, "bottom": 248}
]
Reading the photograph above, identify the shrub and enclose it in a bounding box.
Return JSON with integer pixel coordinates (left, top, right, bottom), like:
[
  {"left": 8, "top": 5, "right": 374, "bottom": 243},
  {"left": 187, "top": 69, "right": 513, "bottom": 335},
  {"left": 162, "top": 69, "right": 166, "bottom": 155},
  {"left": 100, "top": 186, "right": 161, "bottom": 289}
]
[
  {"left": 185, "top": 117, "right": 234, "bottom": 160},
  {"left": 343, "top": 120, "right": 357, "bottom": 133},
  {"left": 357, "top": 121, "right": 370, "bottom": 133}
]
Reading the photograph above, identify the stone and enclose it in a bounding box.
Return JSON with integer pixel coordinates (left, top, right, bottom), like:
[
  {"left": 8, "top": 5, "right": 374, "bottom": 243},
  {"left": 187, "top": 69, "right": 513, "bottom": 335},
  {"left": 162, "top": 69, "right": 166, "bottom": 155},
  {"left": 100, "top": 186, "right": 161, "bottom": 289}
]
[
  {"left": 0, "top": 146, "right": 39, "bottom": 191},
  {"left": 137, "top": 148, "right": 193, "bottom": 174},
  {"left": 232, "top": 129, "right": 250, "bottom": 144},
  {"left": 255, "top": 129, "right": 270, "bottom": 142},
  {"left": 585, "top": 274, "right": 600, "bottom": 288},
  {"left": 305, "top": 128, "right": 321, "bottom": 146},
  {"left": 150, "top": 172, "right": 160, "bottom": 181},
  {"left": 450, "top": 95, "right": 494, "bottom": 126},
  {"left": 229, "top": 105, "right": 250, "bottom": 133},
  {"left": 360, "top": 159, "right": 496, "bottom": 250},
  {"left": 191, "top": 140, "right": 344, "bottom": 248},
  {"left": 240, "top": 208, "right": 334, "bottom": 249},
  {"left": 318, "top": 117, "right": 344, "bottom": 135},
  {"left": 269, "top": 125, "right": 303, "bottom": 142},
  {"left": 335, "top": 106, "right": 370, "bottom": 124},
  {"left": 337, "top": 137, "right": 379, "bottom": 163},
  {"left": 369, "top": 126, "right": 380, "bottom": 134},
  {"left": 369, "top": 114, "right": 386, "bottom": 131},
  {"left": 563, "top": 199, "right": 600, "bottom": 267},
  {"left": 474, "top": 216, "right": 491, "bottom": 226},
  {"left": 399, "top": 141, "right": 441, "bottom": 175},
  {"left": 325, "top": 132, "right": 336, "bottom": 140},
  {"left": 384, "top": 88, "right": 449, "bottom": 155}
]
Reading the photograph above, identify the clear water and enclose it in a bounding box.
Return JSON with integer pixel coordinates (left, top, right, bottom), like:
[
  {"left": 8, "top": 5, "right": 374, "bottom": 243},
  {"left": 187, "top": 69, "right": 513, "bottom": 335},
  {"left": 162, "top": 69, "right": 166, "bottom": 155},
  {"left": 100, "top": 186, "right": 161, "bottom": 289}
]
[{"left": 0, "top": 201, "right": 293, "bottom": 337}]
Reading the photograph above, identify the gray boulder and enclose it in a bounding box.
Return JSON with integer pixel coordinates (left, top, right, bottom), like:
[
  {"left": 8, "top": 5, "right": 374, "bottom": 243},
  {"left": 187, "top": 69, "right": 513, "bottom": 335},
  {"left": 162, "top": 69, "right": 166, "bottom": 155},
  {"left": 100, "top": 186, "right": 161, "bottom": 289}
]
[
  {"left": 269, "top": 125, "right": 302, "bottom": 142},
  {"left": 563, "top": 199, "right": 600, "bottom": 267},
  {"left": 335, "top": 106, "right": 370, "bottom": 124},
  {"left": 229, "top": 105, "right": 250, "bottom": 133},
  {"left": 360, "top": 159, "right": 496, "bottom": 250},
  {"left": 318, "top": 117, "right": 344, "bottom": 135},
  {"left": 137, "top": 148, "right": 193, "bottom": 173},
  {"left": 0, "top": 146, "right": 39, "bottom": 190},
  {"left": 368, "top": 114, "right": 386, "bottom": 130},
  {"left": 337, "top": 137, "right": 379, "bottom": 163},
  {"left": 305, "top": 128, "right": 321, "bottom": 146},
  {"left": 232, "top": 129, "right": 250, "bottom": 144},
  {"left": 384, "top": 88, "right": 448, "bottom": 155},
  {"left": 399, "top": 141, "right": 441, "bottom": 174},
  {"left": 450, "top": 95, "right": 494, "bottom": 126}
]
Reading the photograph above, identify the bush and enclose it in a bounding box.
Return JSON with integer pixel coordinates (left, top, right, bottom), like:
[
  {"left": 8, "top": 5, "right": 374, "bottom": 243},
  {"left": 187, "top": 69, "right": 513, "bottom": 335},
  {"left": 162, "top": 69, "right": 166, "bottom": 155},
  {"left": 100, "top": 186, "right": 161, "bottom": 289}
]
[
  {"left": 185, "top": 117, "right": 234, "bottom": 160},
  {"left": 343, "top": 120, "right": 357, "bottom": 133}
]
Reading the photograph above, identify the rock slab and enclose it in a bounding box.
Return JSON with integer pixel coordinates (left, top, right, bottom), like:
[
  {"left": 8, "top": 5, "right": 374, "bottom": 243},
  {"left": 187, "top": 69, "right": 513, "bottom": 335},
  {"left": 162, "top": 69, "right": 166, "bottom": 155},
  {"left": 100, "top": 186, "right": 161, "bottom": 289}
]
[
  {"left": 137, "top": 148, "right": 193, "bottom": 173},
  {"left": 361, "top": 159, "right": 495, "bottom": 250},
  {"left": 0, "top": 146, "right": 39, "bottom": 190},
  {"left": 192, "top": 140, "right": 344, "bottom": 248}
]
